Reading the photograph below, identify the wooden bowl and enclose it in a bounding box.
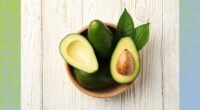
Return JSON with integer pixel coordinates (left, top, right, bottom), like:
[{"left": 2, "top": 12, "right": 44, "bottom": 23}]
[{"left": 65, "top": 23, "right": 131, "bottom": 98}]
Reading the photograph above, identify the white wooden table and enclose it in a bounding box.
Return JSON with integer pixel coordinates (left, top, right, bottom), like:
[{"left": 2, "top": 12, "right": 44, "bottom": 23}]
[{"left": 21, "top": 0, "right": 179, "bottom": 110}]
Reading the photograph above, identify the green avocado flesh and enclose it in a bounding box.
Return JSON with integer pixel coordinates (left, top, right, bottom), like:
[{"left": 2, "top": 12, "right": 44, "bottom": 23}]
[
  {"left": 59, "top": 34, "right": 98, "bottom": 73},
  {"left": 110, "top": 37, "right": 140, "bottom": 84},
  {"left": 87, "top": 20, "right": 114, "bottom": 59},
  {"left": 74, "top": 64, "right": 115, "bottom": 89}
]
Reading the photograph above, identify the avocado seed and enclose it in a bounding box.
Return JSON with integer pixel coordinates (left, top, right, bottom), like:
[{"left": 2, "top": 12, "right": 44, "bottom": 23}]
[{"left": 116, "top": 49, "right": 135, "bottom": 75}]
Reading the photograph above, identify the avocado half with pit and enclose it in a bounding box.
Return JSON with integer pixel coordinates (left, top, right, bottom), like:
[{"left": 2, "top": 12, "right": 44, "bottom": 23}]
[
  {"left": 59, "top": 34, "right": 98, "bottom": 73},
  {"left": 110, "top": 37, "right": 140, "bottom": 84}
]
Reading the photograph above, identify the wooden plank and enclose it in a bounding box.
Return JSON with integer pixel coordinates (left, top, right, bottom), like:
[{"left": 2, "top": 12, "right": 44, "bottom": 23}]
[
  {"left": 21, "top": 0, "right": 43, "bottom": 110},
  {"left": 82, "top": 1, "right": 122, "bottom": 110},
  {"left": 121, "top": 0, "right": 164, "bottom": 110},
  {"left": 163, "top": 0, "right": 179, "bottom": 110},
  {"left": 42, "top": 0, "right": 84, "bottom": 110},
  {"left": 82, "top": 0, "right": 122, "bottom": 25}
]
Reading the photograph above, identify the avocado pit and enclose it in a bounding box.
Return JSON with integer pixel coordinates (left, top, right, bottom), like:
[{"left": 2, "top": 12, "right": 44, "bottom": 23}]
[{"left": 116, "top": 49, "right": 135, "bottom": 75}]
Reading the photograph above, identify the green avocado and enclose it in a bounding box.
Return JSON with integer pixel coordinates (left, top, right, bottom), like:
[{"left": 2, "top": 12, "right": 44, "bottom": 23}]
[
  {"left": 110, "top": 37, "right": 140, "bottom": 84},
  {"left": 59, "top": 34, "right": 98, "bottom": 73},
  {"left": 74, "top": 64, "right": 115, "bottom": 89},
  {"left": 87, "top": 20, "right": 114, "bottom": 59}
]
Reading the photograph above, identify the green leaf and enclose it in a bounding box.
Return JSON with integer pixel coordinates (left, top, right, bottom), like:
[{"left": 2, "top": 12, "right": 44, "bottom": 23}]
[
  {"left": 133, "top": 23, "right": 150, "bottom": 50},
  {"left": 116, "top": 9, "right": 135, "bottom": 42},
  {"left": 116, "top": 9, "right": 149, "bottom": 51}
]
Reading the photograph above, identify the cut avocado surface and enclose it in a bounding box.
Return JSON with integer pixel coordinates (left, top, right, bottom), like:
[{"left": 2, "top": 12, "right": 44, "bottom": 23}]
[
  {"left": 110, "top": 37, "right": 140, "bottom": 84},
  {"left": 87, "top": 20, "right": 114, "bottom": 59},
  {"left": 74, "top": 64, "right": 115, "bottom": 89},
  {"left": 59, "top": 34, "right": 98, "bottom": 73}
]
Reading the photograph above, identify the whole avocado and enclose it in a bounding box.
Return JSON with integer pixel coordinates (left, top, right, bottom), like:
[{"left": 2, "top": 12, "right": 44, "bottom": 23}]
[
  {"left": 87, "top": 20, "right": 114, "bottom": 59},
  {"left": 74, "top": 64, "right": 115, "bottom": 89}
]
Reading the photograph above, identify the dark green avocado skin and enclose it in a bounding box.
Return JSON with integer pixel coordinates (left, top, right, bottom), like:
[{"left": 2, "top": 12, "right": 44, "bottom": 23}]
[
  {"left": 87, "top": 20, "right": 114, "bottom": 59},
  {"left": 74, "top": 65, "right": 115, "bottom": 89}
]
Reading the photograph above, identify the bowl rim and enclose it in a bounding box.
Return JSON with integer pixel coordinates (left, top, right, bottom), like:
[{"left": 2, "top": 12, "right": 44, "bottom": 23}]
[{"left": 65, "top": 22, "right": 131, "bottom": 98}]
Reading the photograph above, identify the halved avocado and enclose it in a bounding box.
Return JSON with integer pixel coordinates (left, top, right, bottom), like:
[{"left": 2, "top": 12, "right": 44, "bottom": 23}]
[
  {"left": 110, "top": 37, "right": 140, "bottom": 84},
  {"left": 59, "top": 34, "right": 98, "bottom": 73}
]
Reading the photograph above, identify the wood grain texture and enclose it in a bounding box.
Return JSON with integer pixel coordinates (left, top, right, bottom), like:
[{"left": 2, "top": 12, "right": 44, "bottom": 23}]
[
  {"left": 21, "top": 0, "right": 179, "bottom": 110},
  {"left": 163, "top": 0, "right": 179, "bottom": 109},
  {"left": 21, "top": 0, "right": 42, "bottom": 110}
]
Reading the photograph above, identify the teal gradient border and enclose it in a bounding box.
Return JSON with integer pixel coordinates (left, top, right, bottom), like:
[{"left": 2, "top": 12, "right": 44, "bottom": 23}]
[
  {"left": 180, "top": 0, "right": 200, "bottom": 110},
  {"left": 0, "top": 0, "right": 20, "bottom": 110}
]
